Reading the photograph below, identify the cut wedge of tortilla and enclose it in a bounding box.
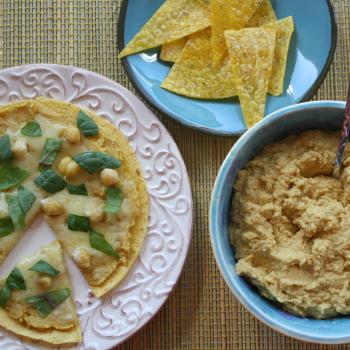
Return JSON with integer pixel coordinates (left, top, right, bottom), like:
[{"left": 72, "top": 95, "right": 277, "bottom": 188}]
[
  {"left": 265, "top": 17, "right": 295, "bottom": 96},
  {"left": 225, "top": 27, "right": 276, "bottom": 128},
  {"left": 119, "top": 0, "right": 210, "bottom": 58},
  {"left": 160, "top": 37, "right": 188, "bottom": 62},
  {"left": 161, "top": 28, "right": 237, "bottom": 99},
  {"left": 246, "top": 0, "right": 277, "bottom": 27},
  {"left": 210, "top": 0, "right": 263, "bottom": 65},
  {"left": 0, "top": 241, "right": 81, "bottom": 345}
]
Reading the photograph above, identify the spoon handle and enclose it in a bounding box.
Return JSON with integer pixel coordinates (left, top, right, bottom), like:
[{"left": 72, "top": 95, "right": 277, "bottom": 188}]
[{"left": 334, "top": 83, "right": 350, "bottom": 177}]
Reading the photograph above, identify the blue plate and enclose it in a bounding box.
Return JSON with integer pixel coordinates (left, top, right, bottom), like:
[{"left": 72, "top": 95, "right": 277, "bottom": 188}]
[{"left": 118, "top": 0, "right": 337, "bottom": 136}]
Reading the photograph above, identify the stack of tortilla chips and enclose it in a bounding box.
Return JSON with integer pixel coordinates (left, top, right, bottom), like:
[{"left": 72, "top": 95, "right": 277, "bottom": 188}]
[{"left": 119, "top": 0, "right": 294, "bottom": 128}]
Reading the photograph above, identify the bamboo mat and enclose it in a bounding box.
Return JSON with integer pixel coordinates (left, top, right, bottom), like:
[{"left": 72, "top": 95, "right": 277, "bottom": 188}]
[{"left": 0, "top": 0, "right": 349, "bottom": 349}]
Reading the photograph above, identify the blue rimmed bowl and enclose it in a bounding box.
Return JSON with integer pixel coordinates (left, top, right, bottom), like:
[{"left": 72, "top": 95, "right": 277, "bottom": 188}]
[{"left": 209, "top": 101, "right": 350, "bottom": 344}]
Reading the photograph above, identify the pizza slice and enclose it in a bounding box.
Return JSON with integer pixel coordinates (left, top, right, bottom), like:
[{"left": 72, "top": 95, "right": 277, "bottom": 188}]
[{"left": 0, "top": 240, "right": 81, "bottom": 345}]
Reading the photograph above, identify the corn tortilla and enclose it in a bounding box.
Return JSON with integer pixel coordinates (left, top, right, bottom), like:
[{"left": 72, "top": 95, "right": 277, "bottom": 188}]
[{"left": 119, "top": 0, "right": 210, "bottom": 58}]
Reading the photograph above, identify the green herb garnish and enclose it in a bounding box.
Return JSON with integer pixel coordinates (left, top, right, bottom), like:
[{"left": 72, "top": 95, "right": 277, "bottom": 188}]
[
  {"left": 76, "top": 110, "right": 99, "bottom": 136},
  {"left": 0, "top": 134, "right": 12, "bottom": 161},
  {"left": 73, "top": 151, "right": 120, "bottom": 174},
  {"left": 0, "top": 266, "right": 27, "bottom": 307},
  {"left": 34, "top": 169, "right": 66, "bottom": 193},
  {"left": 5, "top": 194, "right": 25, "bottom": 230},
  {"left": 18, "top": 185, "right": 36, "bottom": 214},
  {"left": 0, "top": 163, "right": 29, "bottom": 191},
  {"left": 5, "top": 186, "right": 36, "bottom": 230},
  {"left": 29, "top": 260, "right": 60, "bottom": 277},
  {"left": 0, "top": 217, "right": 14, "bottom": 238},
  {"left": 39, "top": 139, "right": 63, "bottom": 166},
  {"left": 25, "top": 288, "right": 71, "bottom": 317},
  {"left": 104, "top": 187, "right": 122, "bottom": 214},
  {"left": 89, "top": 230, "right": 119, "bottom": 259},
  {"left": 67, "top": 183, "right": 88, "bottom": 196},
  {"left": 21, "top": 121, "right": 42, "bottom": 137},
  {"left": 0, "top": 285, "right": 10, "bottom": 308},
  {"left": 67, "top": 214, "right": 90, "bottom": 232}
]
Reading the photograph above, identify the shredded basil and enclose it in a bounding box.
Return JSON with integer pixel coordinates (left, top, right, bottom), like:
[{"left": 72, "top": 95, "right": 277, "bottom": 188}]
[
  {"left": 5, "top": 194, "right": 25, "bottom": 230},
  {"left": 39, "top": 138, "right": 63, "bottom": 166},
  {"left": 18, "top": 185, "right": 36, "bottom": 214},
  {"left": 67, "top": 214, "right": 91, "bottom": 232},
  {"left": 21, "top": 121, "right": 42, "bottom": 137},
  {"left": 0, "top": 266, "right": 27, "bottom": 308},
  {"left": 34, "top": 169, "right": 66, "bottom": 193},
  {"left": 0, "top": 163, "right": 29, "bottom": 191},
  {"left": 0, "top": 217, "right": 14, "bottom": 238},
  {"left": 76, "top": 110, "right": 99, "bottom": 136},
  {"left": 104, "top": 187, "right": 122, "bottom": 214},
  {"left": 29, "top": 260, "right": 60, "bottom": 277},
  {"left": 0, "top": 134, "right": 12, "bottom": 161},
  {"left": 73, "top": 151, "right": 120, "bottom": 174},
  {"left": 26, "top": 288, "right": 71, "bottom": 317},
  {"left": 0, "top": 285, "right": 10, "bottom": 308},
  {"left": 89, "top": 230, "right": 119, "bottom": 258},
  {"left": 67, "top": 183, "right": 88, "bottom": 196}
]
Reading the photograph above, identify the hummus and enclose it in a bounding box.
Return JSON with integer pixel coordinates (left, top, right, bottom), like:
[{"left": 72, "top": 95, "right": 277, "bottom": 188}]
[{"left": 231, "top": 130, "right": 350, "bottom": 319}]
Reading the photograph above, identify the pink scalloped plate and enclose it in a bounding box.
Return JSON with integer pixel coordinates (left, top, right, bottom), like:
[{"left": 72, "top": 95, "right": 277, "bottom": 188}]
[{"left": 0, "top": 64, "right": 193, "bottom": 350}]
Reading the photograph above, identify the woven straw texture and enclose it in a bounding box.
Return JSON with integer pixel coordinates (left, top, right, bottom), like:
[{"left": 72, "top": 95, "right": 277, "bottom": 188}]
[{"left": 0, "top": 0, "right": 349, "bottom": 349}]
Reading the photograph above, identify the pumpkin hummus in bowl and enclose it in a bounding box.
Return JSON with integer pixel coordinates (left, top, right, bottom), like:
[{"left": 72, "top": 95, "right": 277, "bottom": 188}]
[{"left": 210, "top": 101, "right": 350, "bottom": 344}]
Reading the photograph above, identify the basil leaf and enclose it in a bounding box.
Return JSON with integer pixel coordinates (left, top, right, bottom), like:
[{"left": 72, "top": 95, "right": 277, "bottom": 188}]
[
  {"left": 0, "top": 267, "right": 26, "bottom": 308},
  {"left": 38, "top": 164, "right": 50, "bottom": 173},
  {"left": 18, "top": 186, "right": 36, "bottom": 214},
  {"left": 76, "top": 110, "right": 99, "bottom": 136},
  {"left": 0, "top": 285, "right": 10, "bottom": 308},
  {"left": 0, "top": 163, "right": 29, "bottom": 191},
  {"left": 39, "top": 139, "right": 63, "bottom": 166},
  {"left": 68, "top": 214, "right": 90, "bottom": 232},
  {"left": 6, "top": 267, "right": 26, "bottom": 291},
  {"left": 29, "top": 260, "right": 60, "bottom": 277},
  {"left": 0, "top": 217, "right": 14, "bottom": 237},
  {"left": 73, "top": 151, "right": 120, "bottom": 174},
  {"left": 21, "top": 121, "right": 42, "bottom": 137},
  {"left": 67, "top": 183, "right": 88, "bottom": 196},
  {"left": 104, "top": 187, "right": 122, "bottom": 214},
  {"left": 0, "top": 134, "right": 12, "bottom": 161},
  {"left": 26, "top": 288, "right": 71, "bottom": 317},
  {"left": 5, "top": 195, "right": 25, "bottom": 230},
  {"left": 89, "top": 230, "right": 119, "bottom": 258},
  {"left": 34, "top": 169, "right": 66, "bottom": 193}
]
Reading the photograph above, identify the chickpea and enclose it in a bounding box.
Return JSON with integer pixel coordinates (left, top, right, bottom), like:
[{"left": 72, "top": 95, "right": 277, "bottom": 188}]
[
  {"left": 64, "top": 126, "right": 81, "bottom": 144},
  {"left": 37, "top": 276, "right": 52, "bottom": 290},
  {"left": 58, "top": 156, "right": 80, "bottom": 178},
  {"left": 72, "top": 248, "right": 91, "bottom": 269},
  {"left": 12, "top": 138, "right": 27, "bottom": 158},
  {"left": 100, "top": 169, "right": 119, "bottom": 187},
  {"left": 41, "top": 198, "right": 64, "bottom": 216},
  {"left": 87, "top": 207, "right": 105, "bottom": 224}
]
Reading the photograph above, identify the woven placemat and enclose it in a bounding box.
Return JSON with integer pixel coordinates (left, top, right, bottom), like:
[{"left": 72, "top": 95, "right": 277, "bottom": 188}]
[{"left": 0, "top": 0, "right": 349, "bottom": 349}]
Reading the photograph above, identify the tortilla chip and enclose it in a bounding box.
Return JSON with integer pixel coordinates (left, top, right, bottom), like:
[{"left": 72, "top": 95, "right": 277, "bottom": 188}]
[
  {"left": 225, "top": 27, "right": 276, "bottom": 128},
  {"left": 265, "top": 17, "right": 295, "bottom": 96},
  {"left": 246, "top": 0, "right": 277, "bottom": 27},
  {"left": 161, "top": 28, "right": 237, "bottom": 99},
  {"left": 160, "top": 37, "right": 188, "bottom": 62},
  {"left": 210, "top": 0, "right": 263, "bottom": 64},
  {"left": 119, "top": 0, "right": 210, "bottom": 58}
]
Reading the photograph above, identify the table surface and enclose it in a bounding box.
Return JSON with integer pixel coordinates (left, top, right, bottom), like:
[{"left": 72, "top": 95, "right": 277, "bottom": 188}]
[{"left": 1, "top": 0, "right": 349, "bottom": 349}]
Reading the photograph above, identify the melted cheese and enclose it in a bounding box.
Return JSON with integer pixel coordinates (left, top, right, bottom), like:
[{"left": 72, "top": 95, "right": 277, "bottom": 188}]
[{"left": 6, "top": 241, "right": 78, "bottom": 331}]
